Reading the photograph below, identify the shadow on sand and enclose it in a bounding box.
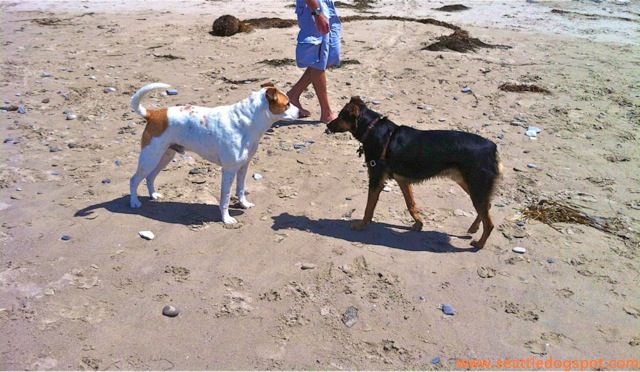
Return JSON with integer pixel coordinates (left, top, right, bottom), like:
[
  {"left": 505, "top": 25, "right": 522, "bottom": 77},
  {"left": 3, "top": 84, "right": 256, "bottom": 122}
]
[
  {"left": 74, "top": 196, "right": 240, "bottom": 225},
  {"left": 271, "top": 212, "right": 479, "bottom": 253}
]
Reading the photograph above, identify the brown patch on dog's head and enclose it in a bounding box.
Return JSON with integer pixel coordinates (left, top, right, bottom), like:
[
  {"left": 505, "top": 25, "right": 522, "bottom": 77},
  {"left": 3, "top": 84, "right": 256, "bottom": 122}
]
[
  {"left": 327, "top": 96, "right": 365, "bottom": 134},
  {"left": 264, "top": 86, "right": 290, "bottom": 115},
  {"left": 261, "top": 81, "right": 275, "bottom": 88}
]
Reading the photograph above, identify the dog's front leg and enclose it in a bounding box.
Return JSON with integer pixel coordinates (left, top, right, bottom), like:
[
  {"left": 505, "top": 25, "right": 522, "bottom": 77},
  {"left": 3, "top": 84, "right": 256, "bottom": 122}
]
[
  {"left": 219, "top": 169, "right": 237, "bottom": 224},
  {"left": 352, "top": 175, "right": 386, "bottom": 231},
  {"left": 235, "top": 162, "right": 254, "bottom": 209}
]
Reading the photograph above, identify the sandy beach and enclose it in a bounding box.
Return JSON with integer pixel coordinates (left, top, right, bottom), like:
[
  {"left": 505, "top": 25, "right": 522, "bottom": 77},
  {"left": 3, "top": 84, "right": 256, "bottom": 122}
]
[{"left": 1, "top": 0, "right": 639, "bottom": 370}]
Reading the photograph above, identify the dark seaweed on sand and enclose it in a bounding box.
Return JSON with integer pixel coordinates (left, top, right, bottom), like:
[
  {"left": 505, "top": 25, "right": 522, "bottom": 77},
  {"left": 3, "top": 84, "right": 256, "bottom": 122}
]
[
  {"left": 434, "top": 4, "right": 470, "bottom": 12},
  {"left": 422, "top": 29, "right": 511, "bottom": 53},
  {"left": 522, "top": 199, "right": 627, "bottom": 235},
  {"left": 499, "top": 82, "right": 551, "bottom": 94}
]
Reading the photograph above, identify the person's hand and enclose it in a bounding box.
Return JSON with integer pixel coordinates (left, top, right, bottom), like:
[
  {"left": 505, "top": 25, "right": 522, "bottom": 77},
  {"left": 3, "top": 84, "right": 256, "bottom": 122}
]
[{"left": 314, "top": 13, "right": 330, "bottom": 35}]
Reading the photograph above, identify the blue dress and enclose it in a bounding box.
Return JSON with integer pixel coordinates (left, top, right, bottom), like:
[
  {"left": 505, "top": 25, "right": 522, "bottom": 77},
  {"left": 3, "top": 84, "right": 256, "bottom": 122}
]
[{"left": 295, "top": 0, "right": 342, "bottom": 70}]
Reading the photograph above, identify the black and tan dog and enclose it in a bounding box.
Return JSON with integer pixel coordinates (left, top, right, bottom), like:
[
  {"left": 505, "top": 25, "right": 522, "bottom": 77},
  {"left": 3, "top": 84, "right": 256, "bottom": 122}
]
[{"left": 327, "top": 97, "right": 502, "bottom": 248}]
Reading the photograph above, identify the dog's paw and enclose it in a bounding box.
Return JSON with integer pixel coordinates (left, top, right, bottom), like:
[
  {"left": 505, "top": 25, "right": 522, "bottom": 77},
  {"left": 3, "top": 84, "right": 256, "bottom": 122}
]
[
  {"left": 412, "top": 221, "right": 423, "bottom": 231},
  {"left": 350, "top": 221, "right": 367, "bottom": 231},
  {"left": 239, "top": 200, "right": 254, "bottom": 209},
  {"left": 222, "top": 216, "right": 238, "bottom": 225},
  {"left": 470, "top": 240, "right": 485, "bottom": 249},
  {"left": 151, "top": 192, "right": 163, "bottom": 200},
  {"left": 130, "top": 199, "right": 142, "bottom": 208},
  {"left": 467, "top": 225, "right": 480, "bottom": 234}
]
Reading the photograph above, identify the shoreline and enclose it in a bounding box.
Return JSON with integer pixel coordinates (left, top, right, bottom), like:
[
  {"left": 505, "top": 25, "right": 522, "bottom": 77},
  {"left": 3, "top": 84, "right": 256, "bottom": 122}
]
[{"left": 1, "top": 0, "right": 638, "bottom": 44}]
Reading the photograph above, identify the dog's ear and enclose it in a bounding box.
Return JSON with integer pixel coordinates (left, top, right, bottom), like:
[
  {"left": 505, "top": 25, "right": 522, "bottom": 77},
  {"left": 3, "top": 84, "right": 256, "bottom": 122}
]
[
  {"left": 349, "top": 96, "right": 364, "bottom": 104},
  {"left": 265, "top": 87, "right": 277, "bottom": 102},
  {"left": 345, "top": 101, "right": 361, "bottom": 120},
  {"left": 261, "top": 82, "right": 275, "bottom": 88}
]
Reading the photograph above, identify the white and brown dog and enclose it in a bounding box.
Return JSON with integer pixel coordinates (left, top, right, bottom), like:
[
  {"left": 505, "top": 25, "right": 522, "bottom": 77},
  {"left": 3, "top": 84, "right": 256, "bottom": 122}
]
[{"left": 129, "top": 82, "right": 299, "bottom": 224}]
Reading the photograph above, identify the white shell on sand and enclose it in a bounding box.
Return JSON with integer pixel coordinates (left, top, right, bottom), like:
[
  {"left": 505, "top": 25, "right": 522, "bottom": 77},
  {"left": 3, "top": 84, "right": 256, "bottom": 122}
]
[
  {"left": 139, "top": 231, "right": 155, "bottom": 240},
  {"left": 513, "top": 246, "right": 527, "bottom": 254}
]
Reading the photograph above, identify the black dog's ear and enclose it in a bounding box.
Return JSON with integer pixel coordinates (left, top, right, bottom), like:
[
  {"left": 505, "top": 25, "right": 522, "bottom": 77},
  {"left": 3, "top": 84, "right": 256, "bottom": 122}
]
[
  {"left": 261, "top": 82, "right": 275, "bottom": 88},
  {"left": 345, "top": 101, "right": 361, "bottom": 120},
  {"left": 349, "top": 96, "right": 364, "bottom": 104}
]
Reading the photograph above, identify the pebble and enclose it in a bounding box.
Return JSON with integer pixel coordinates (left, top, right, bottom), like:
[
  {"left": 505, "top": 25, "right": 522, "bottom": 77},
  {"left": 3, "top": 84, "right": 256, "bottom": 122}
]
[
  {"left": 525, "top": 130, "right": 538, "bottom": 138},
  {"left": 104, "top": 87, "right": 117, "bottom": 93},
  {"left": 442, "top": 304, "right": 455, "bottom": 315},
  {"left": 494, "top": 202, "right": 506, "bottom": 207},
  {"left": 102, "top": 178, "right": 111, "bottom": 184},
  {"left": 383, "top": 186, "right": 391, "bottom": 192},
  {"left": 547, "top": 258, "right": 555, "bottom": 264},
  {"left": 4, "top": 137, "right": 15, "bottom": 144},
  {"left": 252, "top": 173, "right": 263, "bottom": 180},
  {"left": 162, "top": 305, "right": 180, "bottom": 317},
  {"left": 17, "top": 107, "right": 27, "bottom": 114},
  {"left": 301, "top": 263, "right": 316, "bottom": 270},
  {"left": 420, "top": 295, "right": 426, "bottom": 301},
  {"left": 61, "top": 235, "right": 71, "bottom": 241},
  {"left": 189, "top": 168, "right": 201, "bottom": 175},
  {"left": 293, "top": 142, "right": 306, "bottom": 149},
  {"left": 139, "top": 231, "right": 155, "bottom": 240},
  {"left": 432, "top": 357, "right": 441, "bottom": 364},
  {"left": 66, "top": 114, "right": 77, "bottom": 120},
  {"left": 342, "top": 306, "right": 358, "bottom": 328},
  {"left": 528, "top": 126, "right": 541, "bottom": 133},
  {"left": 166, "top": 89, "right": 179, "bottom": 96},
  {"left": 513, "top": 246, "right": 527, "bottom": 254},
  {"left": 496, "top": 133, "right": 504, "bottom": 139},
  {"left": 461, "top": 86, "right": 472, "bottom": 93},
  {"left": 371, "top": 100, "right": 381, "bottom": 105},
  {"left": 50, "top": 147, "right": 59, "bottom": 153},
  {"left": 115, "top": 160, "right": 123, "bottom": 166},
  {"left": 41, "top": 72, "right": 52, "bottom": 77},
  {"left": 517, "top": 220, "right": 526, "bottom": 227},
  {"left": 527, "top": 163, "right": 537, "bottom": 169}
]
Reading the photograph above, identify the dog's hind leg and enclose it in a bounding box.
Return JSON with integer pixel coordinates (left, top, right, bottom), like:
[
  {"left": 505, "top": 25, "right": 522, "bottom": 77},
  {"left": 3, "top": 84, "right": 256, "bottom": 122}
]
[
  {"left": 146, "top": 148, "right": 177, "bottom": 201},
  {"left": 235, "top": 162, "right": 254, "bottom": 209},
  {"left": 219, "top": 168, "right": 238, "bottom": 224},
  {"left": 470, "top": 200, "right": 493, "bottom": 249},
  {"left": 450, "top": 173, "right": 482, "bottom": 234},
  {"left": 130, "top": 145, "right": 167, "bottom": 208},
  {"left": 397, "top": 180, "right": 423, "bottom": 231}
]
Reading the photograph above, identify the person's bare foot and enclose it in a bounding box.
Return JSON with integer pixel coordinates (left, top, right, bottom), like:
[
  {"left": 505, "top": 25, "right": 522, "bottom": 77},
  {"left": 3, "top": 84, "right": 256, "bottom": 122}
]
[
  {"left": 320, "top": 112, "right": 337, "bottom": 124},
  {"left": 287, "top": 92, "right": 310, "bottom": 118}
]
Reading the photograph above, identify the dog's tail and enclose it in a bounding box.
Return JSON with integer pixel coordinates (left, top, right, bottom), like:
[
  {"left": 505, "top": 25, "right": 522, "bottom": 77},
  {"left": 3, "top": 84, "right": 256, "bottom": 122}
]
[{"left": 131, "top": 83, "right": 171, "bottom": 118}]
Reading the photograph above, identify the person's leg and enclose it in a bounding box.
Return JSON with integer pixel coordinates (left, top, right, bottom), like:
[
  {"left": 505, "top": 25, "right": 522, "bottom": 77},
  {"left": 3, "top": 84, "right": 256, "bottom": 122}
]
[
  {"left": 287, "top": 69, "right": 312, "bottom": 118},
  {"left": 307, "top": 67, "right": 336, "bottom": 123}
]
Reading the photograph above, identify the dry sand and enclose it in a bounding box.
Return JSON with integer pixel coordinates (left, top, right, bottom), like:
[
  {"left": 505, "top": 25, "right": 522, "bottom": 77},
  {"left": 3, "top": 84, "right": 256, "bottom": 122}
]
[{"left": 1, "top": 0, "right": 639, "bottom": 370}]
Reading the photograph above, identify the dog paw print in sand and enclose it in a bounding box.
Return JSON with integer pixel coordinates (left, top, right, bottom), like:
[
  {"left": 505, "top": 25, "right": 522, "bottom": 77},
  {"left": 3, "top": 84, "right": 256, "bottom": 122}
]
[
  {"left": 164, "top": 266, "right": 190, "bottom": 282},
  {"left": 525, "top": 332, "right": 573, "bottom": 355},
  {"left": 504, "top": 301, "right": 540, "bottom": 322},
  {"left": 215, "top": 290, "right": 254, "bottom": 318}
]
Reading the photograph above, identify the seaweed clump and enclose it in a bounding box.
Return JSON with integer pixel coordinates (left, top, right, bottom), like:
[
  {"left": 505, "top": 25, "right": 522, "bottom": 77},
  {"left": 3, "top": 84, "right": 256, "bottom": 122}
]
[
  {"left": 423, "top": 29, "right": 511, "bottom": 53},
  {"left": 499, "top": 82, "right": 551, "bottom": 94},
  {"left": 212, "top": 15, "right": 250, "bottom": 37}
]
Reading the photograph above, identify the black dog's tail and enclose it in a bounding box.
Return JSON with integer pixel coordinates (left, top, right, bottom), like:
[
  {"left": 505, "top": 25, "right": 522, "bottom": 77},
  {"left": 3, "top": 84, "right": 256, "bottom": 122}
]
[{"left": 490, "top": 147, "right": 503, "bottom": 196}]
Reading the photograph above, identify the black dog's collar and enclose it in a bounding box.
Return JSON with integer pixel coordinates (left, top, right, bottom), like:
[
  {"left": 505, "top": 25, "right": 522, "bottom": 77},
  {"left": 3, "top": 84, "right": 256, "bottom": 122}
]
[{"left": 359, "top": 116, "right": 380, "bottom": 143}]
